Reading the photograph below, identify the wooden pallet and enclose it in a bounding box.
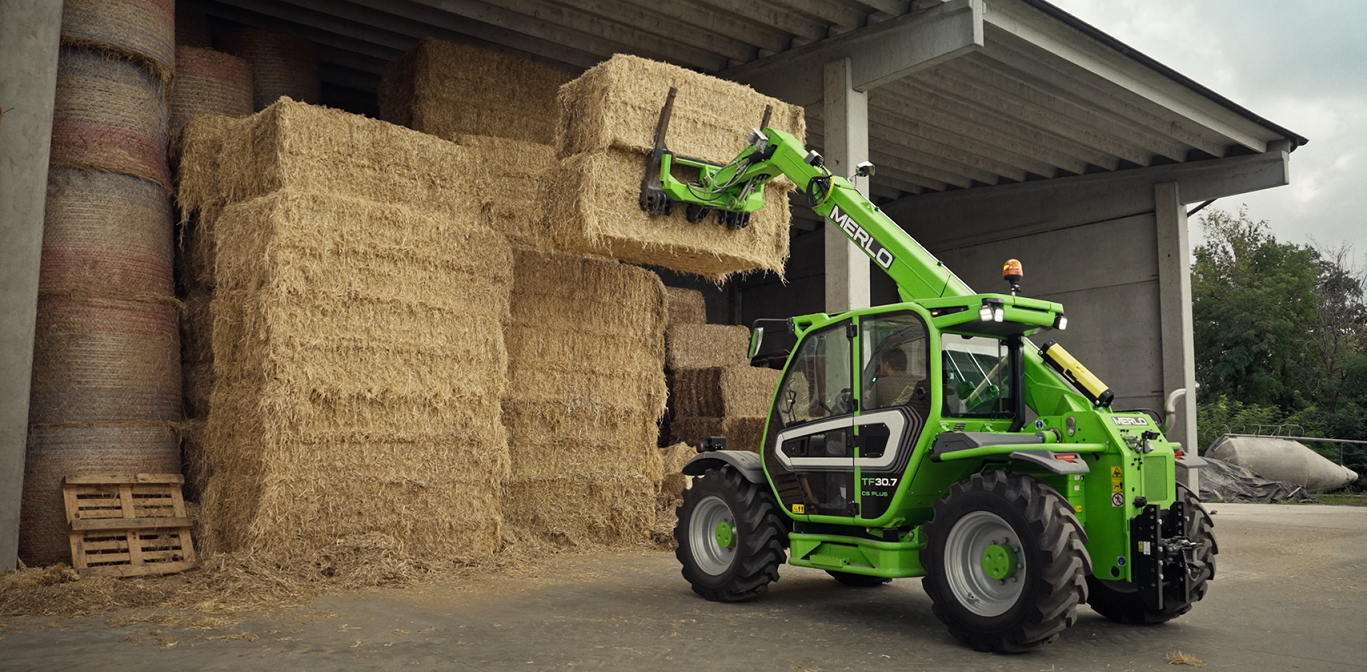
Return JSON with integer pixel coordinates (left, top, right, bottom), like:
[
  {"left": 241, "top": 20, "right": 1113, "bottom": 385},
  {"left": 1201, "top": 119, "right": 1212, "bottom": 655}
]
[{"left": 63, "top": 474, "right": 197, "bottom": 577}]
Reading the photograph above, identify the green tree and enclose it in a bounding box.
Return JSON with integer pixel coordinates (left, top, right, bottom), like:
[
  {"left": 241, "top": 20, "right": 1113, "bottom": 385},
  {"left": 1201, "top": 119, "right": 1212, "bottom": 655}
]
[{"left": 1192, "top": 208, "right": 1322, "bottom": 407}]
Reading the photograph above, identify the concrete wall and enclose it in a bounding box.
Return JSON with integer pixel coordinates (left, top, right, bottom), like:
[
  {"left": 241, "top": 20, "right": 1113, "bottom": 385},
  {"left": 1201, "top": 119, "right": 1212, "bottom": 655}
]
[{"left": 0, "top": 0, "right": 64, "bottom": 571}]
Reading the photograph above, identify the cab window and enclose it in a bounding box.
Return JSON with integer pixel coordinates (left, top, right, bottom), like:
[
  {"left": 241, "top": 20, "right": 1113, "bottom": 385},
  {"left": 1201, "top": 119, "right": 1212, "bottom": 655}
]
[
  {"left": 775, "top": 322, "right": 852, "bottom": 427},
  {"left": 860, "top": 313, "right": 929, "bottom": 411},
  {"left": 941, "top": 334, "right": 1014, "bottom": 418}
]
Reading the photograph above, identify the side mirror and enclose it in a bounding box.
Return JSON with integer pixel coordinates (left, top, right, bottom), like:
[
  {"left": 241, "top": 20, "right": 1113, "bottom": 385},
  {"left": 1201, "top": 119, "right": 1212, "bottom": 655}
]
[{"left": 748, "top": 326, "right": 765, "bottom": 359}]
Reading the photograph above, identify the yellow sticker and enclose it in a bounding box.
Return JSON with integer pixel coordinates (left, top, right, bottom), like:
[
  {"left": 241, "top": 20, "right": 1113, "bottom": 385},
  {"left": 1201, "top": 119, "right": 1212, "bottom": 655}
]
[
  {"left": 792, "top": 503, "right": 805, "bottom": 514},
  {"left": 1111, "top": 478, "right": 1124, "bottom": 493},
  {"left": 1074, "top": 505, "right": 1083, "bottom": 513},
  {"left": 1110, "top": 466, "right": 1123, "bottom": 478}
]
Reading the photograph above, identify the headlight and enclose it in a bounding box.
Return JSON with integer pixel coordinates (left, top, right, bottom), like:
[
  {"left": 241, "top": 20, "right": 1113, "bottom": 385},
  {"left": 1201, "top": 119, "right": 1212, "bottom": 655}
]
[
  {"left": 993, "top": 307, "right": 1005, "bottom": 322},
  {"left": 1057, "top": 316, "right": 1068, "bottom": 331},
  {"left": 979, "top": 305, "right": 994, "bottom": 321}
]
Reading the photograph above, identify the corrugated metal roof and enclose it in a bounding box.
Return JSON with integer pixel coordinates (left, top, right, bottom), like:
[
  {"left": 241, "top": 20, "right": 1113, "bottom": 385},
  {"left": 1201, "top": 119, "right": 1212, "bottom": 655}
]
[{"left": 187, "top": 0, "right": 1303, "bottom": 206}]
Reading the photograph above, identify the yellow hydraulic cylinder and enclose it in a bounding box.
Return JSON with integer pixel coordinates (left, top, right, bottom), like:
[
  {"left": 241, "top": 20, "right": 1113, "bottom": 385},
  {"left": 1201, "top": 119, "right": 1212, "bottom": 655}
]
[{"left": 1040, "top": 341, "right": 1114, "bottom": 407}]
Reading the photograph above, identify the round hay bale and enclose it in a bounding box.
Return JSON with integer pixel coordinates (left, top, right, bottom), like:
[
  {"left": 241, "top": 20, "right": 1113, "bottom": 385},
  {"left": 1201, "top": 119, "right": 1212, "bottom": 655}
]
[
  {"left": 19, "top": 422, "right": 180, "bottom": 564},
  {"left": 60, "top": 0, "right": 176, "bottom": 83},
  {"left": 214, "top": 29, "right": 320, "bottom": 110},
  {"left": 50, "top": 48, "right": 171, "bottom": 192},
  {"left": 28, "top": 293, "right": 182, "bottom": 426},
  {"left": 175, "top": 6, "right": 212, "bottom": 48},
  {"left": 169, "top": 46, "right": 253, "bottom": 134},
  {"left": 42, "top": 168, "right": 174, "bottom": 298}
]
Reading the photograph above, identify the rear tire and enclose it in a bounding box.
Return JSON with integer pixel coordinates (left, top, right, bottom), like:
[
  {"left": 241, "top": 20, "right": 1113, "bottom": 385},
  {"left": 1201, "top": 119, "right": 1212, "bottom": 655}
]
[
  {"left": 921, "top": 471, "right": 1091, "bottom": 653},
  {"left": 675, "top": 466, "right": 788, "bottom": 602},
  {"left": 827, "top": 571, "right": 891, "bottom": 587},
  {"left": 1087, "top": 483, "right": 1216, "bottom": 624}
]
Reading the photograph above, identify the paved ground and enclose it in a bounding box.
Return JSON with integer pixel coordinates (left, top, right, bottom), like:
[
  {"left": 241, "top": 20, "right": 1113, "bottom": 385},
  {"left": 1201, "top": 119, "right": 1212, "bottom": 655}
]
[{"left": 3, "top": 503, "right": 1366, "bottom": 671}]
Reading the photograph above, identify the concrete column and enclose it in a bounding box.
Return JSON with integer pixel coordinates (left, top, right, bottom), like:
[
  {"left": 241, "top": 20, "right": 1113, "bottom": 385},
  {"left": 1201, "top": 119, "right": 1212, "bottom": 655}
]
[
  {"left": 822, "top": 58, "right": 870, "bottom": 313},
  {"left": 0, "top": 0, "right": 64, "bottom": 570},
  {"left": 1155, "top": 182, "right": 1199, "bottom": 454}
]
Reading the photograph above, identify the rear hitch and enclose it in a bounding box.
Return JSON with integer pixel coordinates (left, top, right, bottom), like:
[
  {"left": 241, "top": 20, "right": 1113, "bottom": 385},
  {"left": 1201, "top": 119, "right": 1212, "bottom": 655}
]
[{"left": 1130, "top": 499, "right": 1204, "bottom": 610}]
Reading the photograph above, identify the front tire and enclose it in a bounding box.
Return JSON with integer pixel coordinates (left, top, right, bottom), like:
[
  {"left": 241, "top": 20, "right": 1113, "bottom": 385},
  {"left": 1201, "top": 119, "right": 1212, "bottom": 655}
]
[
  {"left": 921, "top": 471, "right": 1091, "bottom": 653},
  {"left": 675, "top": 466, "right": 787, "bottom": 602},
  {"left": 1087, "top": 483, "right": 1216, "bottom": 624}
]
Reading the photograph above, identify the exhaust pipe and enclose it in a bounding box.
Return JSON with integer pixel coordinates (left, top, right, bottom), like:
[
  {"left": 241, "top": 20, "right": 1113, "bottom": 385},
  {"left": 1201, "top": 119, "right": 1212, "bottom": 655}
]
[{"left": 1162, "top": 388, "right": 1187, "bottom": 433}]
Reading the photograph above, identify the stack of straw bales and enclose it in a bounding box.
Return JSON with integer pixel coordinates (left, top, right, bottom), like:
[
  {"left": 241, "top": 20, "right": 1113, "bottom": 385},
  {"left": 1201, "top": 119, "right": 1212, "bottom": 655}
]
[
  {"left": 380, "top": 40, "right": 674, "bottom": 547},
  {"left": 501, "top": 250, "right": 667, "bottom": 546},
  {"left": 169, "top": 45, "right": 253, "bottom": 133},
  {"left": 23, "top": 5, "right": 180, "bottom": 564},
  {"left": 665, "top": 312, "right": 777, "bottom": 453},
  {"left": 215, "top": 29, "right": 320, "bottom": 111},
  {"left": 176, "top": 100, "right": 512, "bottom": 561},
  {"left": 543, "top": 55, "right": 804, "bottom": 280}
]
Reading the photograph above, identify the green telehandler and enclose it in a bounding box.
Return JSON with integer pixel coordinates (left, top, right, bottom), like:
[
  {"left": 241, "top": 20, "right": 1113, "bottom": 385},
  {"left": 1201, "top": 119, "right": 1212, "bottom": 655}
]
[{"left": 644, "top": 90, "right": 1216, "bottom": 653}]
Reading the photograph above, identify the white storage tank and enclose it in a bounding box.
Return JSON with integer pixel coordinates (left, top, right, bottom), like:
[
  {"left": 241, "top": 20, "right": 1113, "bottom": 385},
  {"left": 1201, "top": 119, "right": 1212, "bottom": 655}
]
[{"left": 1207, "top": 436, "right": 1359, "bottom": 492}]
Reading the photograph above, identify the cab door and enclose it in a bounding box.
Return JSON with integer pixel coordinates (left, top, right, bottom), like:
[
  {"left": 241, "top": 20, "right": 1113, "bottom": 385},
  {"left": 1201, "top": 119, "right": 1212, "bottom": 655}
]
[
  {"left": 853, "top": 311, "right": 932, "bottom": 521},
  {"left": 763, "top": 319, "right": 857, "bottom": 519}
]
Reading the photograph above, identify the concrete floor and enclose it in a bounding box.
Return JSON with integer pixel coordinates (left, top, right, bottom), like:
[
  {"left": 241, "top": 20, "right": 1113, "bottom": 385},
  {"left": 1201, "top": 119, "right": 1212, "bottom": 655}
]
[{"left": 3, "top": 503, "right": 1365, "bottom": 671}]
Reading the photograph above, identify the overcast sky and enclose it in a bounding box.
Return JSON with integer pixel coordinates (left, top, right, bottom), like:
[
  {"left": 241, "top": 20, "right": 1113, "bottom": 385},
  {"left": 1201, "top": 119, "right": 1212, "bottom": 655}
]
[{"left": 1046, "top": 0, "right": 1366, "bottom": 261}]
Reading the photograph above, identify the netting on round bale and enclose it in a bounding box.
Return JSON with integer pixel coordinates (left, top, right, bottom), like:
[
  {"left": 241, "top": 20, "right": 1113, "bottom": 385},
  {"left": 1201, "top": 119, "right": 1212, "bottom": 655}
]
[
  {"left": 41, "top": 168, "right": 174, "bottom": 297},
  {"left": 379, "top": 38, "right": 572, "bottom": 145},
  {"left": 50, "top": 48, "right": 171, "bottom": 192},
  {"left": 60, "top": 0, "right": 176, "bottom": 83},
  {"left": 28, "top": 292, "right": 181, "bottom": 426},
  {"left": 501, "top": 249, "right": 667, "bottom": 547},
  {"left": 20, "top": 423, "right": 180, "bottom": 564},
  {"left": 175, "top": 6, "right": 211, "bottom": 48},
  {"left": 214, "top": 30, "right": 320, "bottom": 111},
  {"left": 169, "top": 46, "right": 253, "bottom": 133},
  {"left": 198, "top": 190, "right": 512, "bottom": 562}
]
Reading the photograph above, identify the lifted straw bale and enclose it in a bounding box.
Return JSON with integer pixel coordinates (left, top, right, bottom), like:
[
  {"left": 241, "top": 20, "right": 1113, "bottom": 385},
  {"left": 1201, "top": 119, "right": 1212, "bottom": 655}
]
[
  {"left": 502, "top": 249, "right": 667, "bottom": 546},
  {"left": 199, "top": 190, "right": 511, "bottom": 560},
  {"left": 380, "top": 38, "right": 572, "bottom": 145},
  {"left": 665, "top": 323, "right": 751, "bottom": 370},
  {"left": 665, "top": 287, "right": 706, "bottom": 327},
  {"left": 542, "top": 149, "right": 793, "bottom": 279},
  {"left": 671, "top": 363, "right": 780, "bottom": 418},
  {"left": 557, "top": 54, "right": 804, "bottom": 162}
]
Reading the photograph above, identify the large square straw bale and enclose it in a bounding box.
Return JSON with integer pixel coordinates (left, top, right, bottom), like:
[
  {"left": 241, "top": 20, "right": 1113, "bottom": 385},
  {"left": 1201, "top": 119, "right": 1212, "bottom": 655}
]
[
  {"left": 502, "top": 248, "right": 667, "bottom": 545},
  {"left": 458, "top": 136, "right": 556, "bottom": 248},
  {"left": 665, "top": 323, "right": 751, "bottom": 370},
  {"left": 671, "top": 363, "right": 780, "bottom": 418},
  {"left": 542, "top": 149, "right": 793, "bottom": 279},
  {"left": 198, "top": 190, "right": 512, "bottom": 560},
  {"left": 557, "top": 54, "right": 805, "bottom": 162},
  {"left": 665, "top": 287, "right": 706, "bottom": 327},
  {"left": 176, "top": 99, "right": 474, "bottom": 220},
  {"left": 380, "top": 38, "right": 572, "bottom": 146}
]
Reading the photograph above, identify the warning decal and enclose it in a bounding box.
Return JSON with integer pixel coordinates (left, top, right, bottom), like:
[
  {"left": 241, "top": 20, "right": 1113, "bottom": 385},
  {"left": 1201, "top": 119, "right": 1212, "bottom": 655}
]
[{"left": 1111, "top": 492, "right": 1125, "bottom": 507}]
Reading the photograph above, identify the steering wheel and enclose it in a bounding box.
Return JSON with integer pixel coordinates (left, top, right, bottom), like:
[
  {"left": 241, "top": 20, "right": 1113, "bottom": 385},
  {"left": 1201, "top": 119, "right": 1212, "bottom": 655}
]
[{"left": 830, "top": 388, "right": 853, "bottom": 416}]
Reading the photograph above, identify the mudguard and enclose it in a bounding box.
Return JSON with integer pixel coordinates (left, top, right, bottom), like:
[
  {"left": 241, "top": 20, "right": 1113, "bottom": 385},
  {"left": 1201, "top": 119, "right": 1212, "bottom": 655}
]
[{"left": 681, "top": 450, "right": 766, "bottom": 484}]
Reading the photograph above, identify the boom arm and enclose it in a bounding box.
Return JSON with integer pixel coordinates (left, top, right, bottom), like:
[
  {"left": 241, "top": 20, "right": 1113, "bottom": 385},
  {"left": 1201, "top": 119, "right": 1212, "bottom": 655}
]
[{"left": 649, "top": 124, "right": 1094, "bottom": 417}]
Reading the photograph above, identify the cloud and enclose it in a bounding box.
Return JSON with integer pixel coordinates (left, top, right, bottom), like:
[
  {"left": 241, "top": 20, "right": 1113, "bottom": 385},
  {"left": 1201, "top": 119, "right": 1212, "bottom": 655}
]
[{"left": 1049, "top": 0, "right": 1367, "bottom": 256}]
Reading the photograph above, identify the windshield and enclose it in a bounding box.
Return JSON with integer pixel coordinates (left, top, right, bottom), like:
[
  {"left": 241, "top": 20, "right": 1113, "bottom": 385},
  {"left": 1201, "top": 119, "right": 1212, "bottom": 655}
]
[{"left": 941, "top": 334, "right": 1014, "bottom": 418}]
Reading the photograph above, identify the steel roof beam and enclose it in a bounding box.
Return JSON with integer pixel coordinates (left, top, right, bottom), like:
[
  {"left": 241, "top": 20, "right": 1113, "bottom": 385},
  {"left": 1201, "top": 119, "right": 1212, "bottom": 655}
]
[
  {"left": 871, "top": 84, "right": 1120, "bottom": 171},
  {"left": 207, "top": 0, "right": 416, "bottom": 53},
  {"left": 601, "top": 0, "right": 792, "bottom": 55},
  {"left": 341, "top": 0, "right": 597, "bottom": 71},
  {"left": 552, "top": 0, "right": 759, "bottom": 63},
  {"left": 932, "top": 56, "right": 1189, "bottom": 163},
  {"left": 720, "top": 0, "right": 983, "bottom": 105},
  {"left": 690, "top": 0, "right": 830, "bottom": 44},
  {"left": 410, "top": 0, "right": 726, "bottom": 71},
  {"left": 983, "top": 1, "right": 1276, "bottom": 153},
  {"left": 761, "top": 0, "right": 869, "bottom": 31},
  {"left": 196, "top": 0, "right": 407, "bottom": 62}
]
